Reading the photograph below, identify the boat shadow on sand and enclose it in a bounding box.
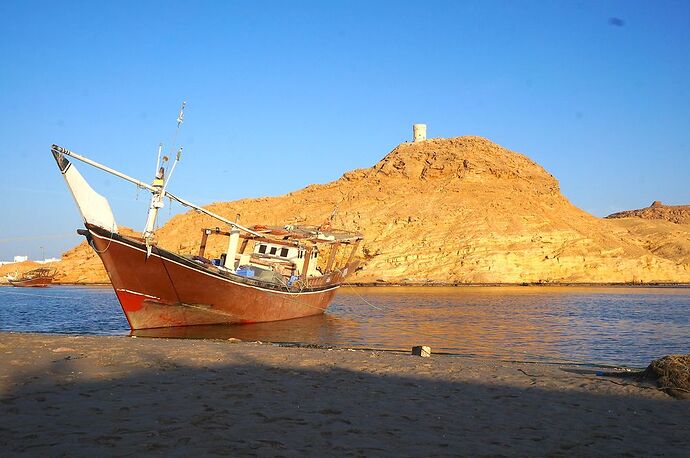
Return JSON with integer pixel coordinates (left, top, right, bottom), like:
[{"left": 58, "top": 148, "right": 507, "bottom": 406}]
[{"left": 1, "top": 339, "right": 688, "bottom": 456}]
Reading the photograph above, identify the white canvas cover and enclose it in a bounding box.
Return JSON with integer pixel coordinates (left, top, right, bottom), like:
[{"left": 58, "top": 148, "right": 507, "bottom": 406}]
[{"left": 61, "top": 161, "right": 118, "bottom": 233}]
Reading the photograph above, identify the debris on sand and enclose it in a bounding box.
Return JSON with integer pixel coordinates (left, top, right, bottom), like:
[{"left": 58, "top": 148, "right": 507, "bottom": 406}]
[{"left": 640, "top": 354, "right": 690, "bottom": 400}]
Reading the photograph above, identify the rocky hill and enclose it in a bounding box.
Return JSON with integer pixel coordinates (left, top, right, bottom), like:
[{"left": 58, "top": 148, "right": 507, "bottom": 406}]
[
  {"left": 607, "top": 201, "right": 690, "bottom": 225},
  {"left": 54, "top": 136, "right": 690, "bottom": 284}
]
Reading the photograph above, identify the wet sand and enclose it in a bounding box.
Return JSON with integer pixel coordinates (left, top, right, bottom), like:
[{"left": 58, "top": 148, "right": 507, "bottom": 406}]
[{"left": 1, "top": 332, "right": 688, "bottom": 456}]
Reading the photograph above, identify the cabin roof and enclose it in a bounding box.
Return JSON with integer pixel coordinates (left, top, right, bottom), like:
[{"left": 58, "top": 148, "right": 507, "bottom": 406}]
[{"left": 250, "top": 225, "right": 363, "bottom": 244}]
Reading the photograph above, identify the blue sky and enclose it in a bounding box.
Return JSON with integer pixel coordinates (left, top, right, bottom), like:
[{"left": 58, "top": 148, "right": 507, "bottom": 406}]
[{"left": 1, "top": 0, "right": 688, "bottom": 260}]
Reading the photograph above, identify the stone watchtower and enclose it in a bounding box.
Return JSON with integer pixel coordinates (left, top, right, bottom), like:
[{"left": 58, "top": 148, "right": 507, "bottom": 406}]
[{"left": 413, "top": 124, "right": 427, "bottom": 142}]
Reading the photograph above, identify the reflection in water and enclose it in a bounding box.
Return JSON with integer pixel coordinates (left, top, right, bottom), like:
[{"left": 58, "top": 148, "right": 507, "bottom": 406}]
[
  {"left": 131, "top": 314, "right": 343, "bottom": 343},
  {"left": 330, "top": 286, "right": 690, "bottom": 367},
  {"left": 2, "top": 285, "right": 689, "bottom": 367}
]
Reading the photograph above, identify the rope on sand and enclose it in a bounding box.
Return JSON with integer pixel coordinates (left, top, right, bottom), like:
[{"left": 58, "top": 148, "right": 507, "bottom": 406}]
[{"left": 639, "top": 355, "right": 690, "bottom": 399}]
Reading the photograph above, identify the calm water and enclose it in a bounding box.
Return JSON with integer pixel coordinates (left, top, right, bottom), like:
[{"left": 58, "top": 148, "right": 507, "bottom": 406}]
[{"left": 1, "top": 285, "right": 688, "bottom": 367}]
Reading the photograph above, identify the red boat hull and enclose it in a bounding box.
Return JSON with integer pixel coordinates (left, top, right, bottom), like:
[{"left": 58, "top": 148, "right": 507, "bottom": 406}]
[
  {"left": 86, "top": 225, "right": 341, "bottom": 330},
  {"left": 8, "top": 277, "right": 53, "bottom": 287}
]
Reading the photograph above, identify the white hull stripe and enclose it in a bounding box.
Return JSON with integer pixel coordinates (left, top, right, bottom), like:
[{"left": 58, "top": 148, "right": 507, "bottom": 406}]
[{"left": 115, "top": 288, "right": 161, "bottom": 300}]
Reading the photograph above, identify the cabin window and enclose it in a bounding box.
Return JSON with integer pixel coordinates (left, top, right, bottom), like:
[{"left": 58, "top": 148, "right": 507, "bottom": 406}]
[
  {"left": 258, "top": 245, "right": 267, "bottom": 254},
  {"left": 280, "top": 248, "right": 289, "bottom": 257},
  {"left": 270, "top": 247, "right": 277, "bottom": 255}
]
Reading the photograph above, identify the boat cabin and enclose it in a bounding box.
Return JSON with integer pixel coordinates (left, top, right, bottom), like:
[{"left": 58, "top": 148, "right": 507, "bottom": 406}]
[
  {"left": 195, "top": 224, "right": 362, "bottom": 290},
  {"left": 253, "top": 242, "right": 320, "bottom": 277}
]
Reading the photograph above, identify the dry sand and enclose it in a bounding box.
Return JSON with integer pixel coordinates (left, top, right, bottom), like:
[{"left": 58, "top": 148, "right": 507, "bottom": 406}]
[{"left": 1, "top": 332, "right": 688, "bottom": 456}]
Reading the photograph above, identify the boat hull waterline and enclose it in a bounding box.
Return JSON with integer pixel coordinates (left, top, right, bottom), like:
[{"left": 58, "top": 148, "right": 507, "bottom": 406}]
[
  {"left": 86, "top": 225, "right": 340, "bottom": 330},
  {"left": 8, "top": 277, "right": 53, "bottom": 287}
]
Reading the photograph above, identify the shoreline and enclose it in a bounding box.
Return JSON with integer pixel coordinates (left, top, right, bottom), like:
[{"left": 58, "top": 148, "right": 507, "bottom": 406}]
[
  {"left": 1, "top": 329, "right": 646, "bottom": 370},
  {"left": 3, "top": 281, "right": 690, "bottom": 288},
  {"left": 346, "top": 281, "right": 690, "bottom": 288},
  {"left": 1, "top": 332, "right": 688, "bottom": 455}
]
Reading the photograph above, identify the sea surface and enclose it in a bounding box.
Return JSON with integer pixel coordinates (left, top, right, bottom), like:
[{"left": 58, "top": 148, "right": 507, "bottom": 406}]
[{"left": 1, "top": 285, "right": 688, "bottom": 367}]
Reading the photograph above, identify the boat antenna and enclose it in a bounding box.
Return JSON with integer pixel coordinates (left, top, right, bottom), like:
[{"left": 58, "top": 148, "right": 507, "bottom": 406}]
[
  {"left": 168, "top": 101, "right": 186, "bottom": 159},
  {"left": 151, "top": 100, "right": 185, "bottom": 184},
  {"left": 153, "top": 143, "right": 163, "bottom": 182},
  {"left": 177, "top": 101, "right": 185, "bottom": 126},
  {"left": 160, "top": 102, "right": 186, "bottom": 212},
  {"left": 161, "top": 147, "right": 182, "bottom": 198}
]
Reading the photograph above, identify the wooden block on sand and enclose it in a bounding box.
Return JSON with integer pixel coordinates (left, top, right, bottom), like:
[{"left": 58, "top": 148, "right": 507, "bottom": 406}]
[{"left": 412, "top": 346, "right": 431, "bottom": 357}]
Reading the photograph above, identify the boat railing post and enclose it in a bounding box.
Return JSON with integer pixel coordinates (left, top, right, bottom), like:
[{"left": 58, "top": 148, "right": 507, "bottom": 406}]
[
  {"left": 224, "top": 228, "right": 241, "bottom": 271},
  {"left": 199, "top": 229, "right": 211, "bottom": 257},
  {"left": 345, "top": 239, "right": 361, "bottom": 267},
  {"left": 325, "top": 242, "right": 341, "bottom": 273},
  {"left": 300, "top": 245, "right": 313, "bottom": 282},
  {"left": 239, "top": 237, "right": 250, "bottom": 255}
]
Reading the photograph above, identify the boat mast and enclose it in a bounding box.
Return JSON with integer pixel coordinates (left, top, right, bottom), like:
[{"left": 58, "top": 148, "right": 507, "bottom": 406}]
[
  {"left": 49, "top": 145, "right": 265, "bottom": 239},
  {"left": 142, "top": 102, "right": 186, "bottom": 247}
]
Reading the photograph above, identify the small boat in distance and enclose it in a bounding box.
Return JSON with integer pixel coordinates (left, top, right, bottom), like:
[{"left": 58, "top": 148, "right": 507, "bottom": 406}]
[
  {"left": 7, "top": 267, "right": 56, "bottom": 287},
  {"left": 51, "top": 104, "right": 363, "bottom": 330}
]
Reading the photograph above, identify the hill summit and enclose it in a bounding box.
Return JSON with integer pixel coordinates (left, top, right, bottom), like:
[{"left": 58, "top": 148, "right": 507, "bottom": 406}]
[
  {"left": 55, "top": 136, "right": 690, "bottom": 284},
  {"left": 607, "top": 201, "right": 690, "bottom": 225}
]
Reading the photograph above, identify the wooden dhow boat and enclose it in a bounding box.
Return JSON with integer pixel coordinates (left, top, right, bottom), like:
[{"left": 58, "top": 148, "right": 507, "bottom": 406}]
[
  {"left": 51, "top": 105, "right": 362, "bottom": 330},
  {"left": 7, "top": 267, "right": 56, "bottom": 287}
]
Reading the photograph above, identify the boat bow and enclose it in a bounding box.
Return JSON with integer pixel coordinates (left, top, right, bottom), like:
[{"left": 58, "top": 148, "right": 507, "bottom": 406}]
[{"left": 52, "top": 145, "right": 118, "bottom": 233}]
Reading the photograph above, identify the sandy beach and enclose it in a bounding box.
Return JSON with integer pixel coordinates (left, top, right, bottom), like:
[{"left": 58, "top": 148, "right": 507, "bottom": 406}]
[{"left": 1, "top": 332, "right": 688, "bottom": 456}]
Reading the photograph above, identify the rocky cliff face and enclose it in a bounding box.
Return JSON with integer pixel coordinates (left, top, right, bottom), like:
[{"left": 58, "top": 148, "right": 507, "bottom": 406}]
[
  {"left": 607, "top": 201, "right": 690, "bottom": 225},
  {"left": 54, "top": 136, "right": 690, "bottom": 284}
]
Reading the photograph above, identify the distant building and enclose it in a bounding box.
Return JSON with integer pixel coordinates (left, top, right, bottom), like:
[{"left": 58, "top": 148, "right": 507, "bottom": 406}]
[
  {"left": 413, "top": 124, "right": 427, "bottom": 142},
  {"left": 0, "top": 255, "right": 59, "bottom": 266}
]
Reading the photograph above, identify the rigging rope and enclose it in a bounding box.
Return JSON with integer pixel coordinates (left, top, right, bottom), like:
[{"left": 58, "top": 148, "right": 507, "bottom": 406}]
[{"left": 89, "top": 223, "right": 116, "bottom": 254}]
